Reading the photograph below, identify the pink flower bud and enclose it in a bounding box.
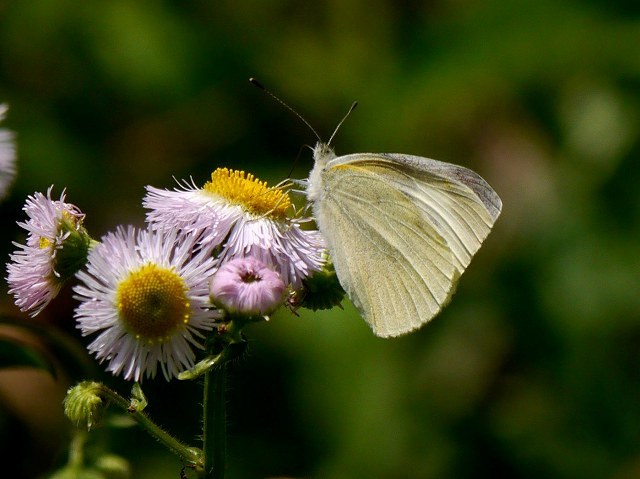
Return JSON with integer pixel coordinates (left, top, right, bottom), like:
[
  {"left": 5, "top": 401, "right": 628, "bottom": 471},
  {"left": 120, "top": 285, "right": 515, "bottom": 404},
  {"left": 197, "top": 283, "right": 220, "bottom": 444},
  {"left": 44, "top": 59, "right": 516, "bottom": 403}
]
[{"left": 210, "top": 257, "right": 286, "bottom": 317}]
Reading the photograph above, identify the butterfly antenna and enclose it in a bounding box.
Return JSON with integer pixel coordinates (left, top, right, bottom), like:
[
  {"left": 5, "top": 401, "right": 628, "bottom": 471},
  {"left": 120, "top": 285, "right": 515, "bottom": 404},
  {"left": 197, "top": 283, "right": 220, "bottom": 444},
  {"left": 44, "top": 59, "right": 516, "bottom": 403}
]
[
  {"left": 327, "top": 101, "right": 358, "bottom": 146},
  {"left": 249, "top": 77, "right": 321, "bottom": 142}
]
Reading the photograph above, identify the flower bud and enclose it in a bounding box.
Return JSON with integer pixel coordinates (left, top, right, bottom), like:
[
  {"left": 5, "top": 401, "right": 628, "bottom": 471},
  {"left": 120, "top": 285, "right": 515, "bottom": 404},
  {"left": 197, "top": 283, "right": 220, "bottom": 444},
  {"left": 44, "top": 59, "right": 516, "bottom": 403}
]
[
  {"left": 210, "top": 257, "right": 286, "bottom": 317},
  {"left": 64, "top": 381, "right": 105, "bottom": 431}
]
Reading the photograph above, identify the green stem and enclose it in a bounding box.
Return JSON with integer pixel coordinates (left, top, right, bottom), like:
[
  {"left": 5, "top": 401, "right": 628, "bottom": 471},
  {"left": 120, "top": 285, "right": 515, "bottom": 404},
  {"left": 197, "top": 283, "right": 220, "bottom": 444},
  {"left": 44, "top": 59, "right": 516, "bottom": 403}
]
[
  {"left": 202, "top": 362, "right": 227, "bottom": 479},
  {"left": 99, "top": 385, "right": 202, "bottom": 468},
  {"left": 67, "top": 429, "right": 88, "bottom": 470}
]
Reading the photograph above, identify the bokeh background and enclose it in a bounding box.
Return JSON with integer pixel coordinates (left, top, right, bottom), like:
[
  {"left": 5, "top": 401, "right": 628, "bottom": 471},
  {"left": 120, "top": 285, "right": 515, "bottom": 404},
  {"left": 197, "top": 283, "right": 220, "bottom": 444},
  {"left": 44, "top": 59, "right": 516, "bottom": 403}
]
[{"left": 1, "top": 0, "right": 640, "bottom": 478}]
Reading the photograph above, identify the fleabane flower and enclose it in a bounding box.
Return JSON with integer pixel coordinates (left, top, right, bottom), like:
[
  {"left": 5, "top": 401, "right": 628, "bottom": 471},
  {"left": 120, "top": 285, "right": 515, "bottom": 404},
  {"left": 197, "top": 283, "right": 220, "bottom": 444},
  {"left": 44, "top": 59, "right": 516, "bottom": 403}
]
[
  {"left": 0, "top": 104, "right": 16, "bottom": 199},
  {"left": 7, "top": 187, "right": 90, "bottom": 316},
  {"left": 144, "top": 168, "right": 326, "bottom": 289},
  {"left": 210, "top": 257, "right": 286, "bottom": 317},
  {"left": 73, "top": 226, "right": 220, "bottom": 381}
]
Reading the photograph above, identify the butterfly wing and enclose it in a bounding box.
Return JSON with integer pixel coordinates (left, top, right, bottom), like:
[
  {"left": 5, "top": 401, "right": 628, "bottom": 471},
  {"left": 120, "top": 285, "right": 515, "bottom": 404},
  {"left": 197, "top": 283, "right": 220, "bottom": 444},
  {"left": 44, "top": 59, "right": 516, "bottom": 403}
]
[
  {"left": 313, "top": 153, "right": 501, "bottom": 337},
  {"left": 371, "top": 153, "right": 502, "bottom": 271}
]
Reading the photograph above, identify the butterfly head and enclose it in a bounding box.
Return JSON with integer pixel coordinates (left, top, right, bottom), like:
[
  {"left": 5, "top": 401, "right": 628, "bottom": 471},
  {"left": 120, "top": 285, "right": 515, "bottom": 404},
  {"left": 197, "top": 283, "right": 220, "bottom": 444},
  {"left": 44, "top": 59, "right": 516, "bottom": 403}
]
[{"left": 312, "top": 142, "right": 336, "bottom": 168}]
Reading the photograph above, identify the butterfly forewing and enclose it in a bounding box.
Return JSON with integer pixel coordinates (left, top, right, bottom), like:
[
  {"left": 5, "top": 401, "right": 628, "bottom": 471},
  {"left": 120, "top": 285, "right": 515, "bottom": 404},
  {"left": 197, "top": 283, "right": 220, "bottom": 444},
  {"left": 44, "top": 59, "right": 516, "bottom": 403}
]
[{"left": 332, "top": 154, "right": 501, "bottom": 272}]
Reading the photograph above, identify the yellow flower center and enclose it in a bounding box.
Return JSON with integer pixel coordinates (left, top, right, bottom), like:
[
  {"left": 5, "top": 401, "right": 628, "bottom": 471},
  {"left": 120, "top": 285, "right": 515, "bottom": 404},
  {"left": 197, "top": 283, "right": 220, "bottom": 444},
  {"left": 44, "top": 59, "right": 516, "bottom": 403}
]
[
  {"left": 116, "top": 263, "right": 191, "bottom": 344},
  {"left": 203, "top": 168, "right": 291, "bottom": 219},
  {"left": 39, "top": 237, "right": 53, "bottom": 249}
]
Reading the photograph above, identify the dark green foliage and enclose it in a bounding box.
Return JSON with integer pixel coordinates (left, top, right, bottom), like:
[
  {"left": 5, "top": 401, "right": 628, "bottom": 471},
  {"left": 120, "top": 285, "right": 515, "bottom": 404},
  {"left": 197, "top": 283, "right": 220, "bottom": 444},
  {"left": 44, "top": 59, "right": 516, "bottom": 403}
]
[{"left": 1, "top": 1, "right": 639, "bottom": 478}]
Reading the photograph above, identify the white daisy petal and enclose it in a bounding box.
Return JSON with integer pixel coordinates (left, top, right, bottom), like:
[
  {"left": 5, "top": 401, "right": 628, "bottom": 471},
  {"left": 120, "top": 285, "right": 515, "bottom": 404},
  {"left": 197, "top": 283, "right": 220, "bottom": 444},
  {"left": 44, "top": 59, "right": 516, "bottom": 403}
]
[
  {"left": 73, "top": 226, "right": 221, "bottom": 382},
  {"left": 144, "top": 168, "right": 326, "bottom": 289},
  {"left": 7, "top": 187, "right": 89, "bottom": 316}
]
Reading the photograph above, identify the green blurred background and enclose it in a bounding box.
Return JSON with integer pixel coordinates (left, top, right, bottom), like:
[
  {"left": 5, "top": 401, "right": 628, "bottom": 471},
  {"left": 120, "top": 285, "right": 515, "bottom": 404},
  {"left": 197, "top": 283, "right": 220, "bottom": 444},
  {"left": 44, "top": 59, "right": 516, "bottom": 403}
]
[{"left": 1, "top": 0, "right": 640, "bottom": 478}]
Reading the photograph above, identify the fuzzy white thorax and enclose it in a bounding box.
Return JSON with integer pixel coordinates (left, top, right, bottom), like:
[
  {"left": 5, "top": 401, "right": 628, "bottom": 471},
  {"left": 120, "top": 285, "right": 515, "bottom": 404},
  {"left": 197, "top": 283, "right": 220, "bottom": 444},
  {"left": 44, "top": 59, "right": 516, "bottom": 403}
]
[{"left": 306, "top": 142, "right": 337, "bottom": 203}]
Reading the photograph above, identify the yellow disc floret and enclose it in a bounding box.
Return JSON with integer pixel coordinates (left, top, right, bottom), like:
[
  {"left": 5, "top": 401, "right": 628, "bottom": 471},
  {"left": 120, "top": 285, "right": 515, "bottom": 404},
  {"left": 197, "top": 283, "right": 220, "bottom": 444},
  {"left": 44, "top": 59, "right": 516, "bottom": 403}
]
[
  {"left": 39, "top": 237, "right": 53, "bottom": 249},
  {"left": 116, "top": 263, "right": 190, "bottom": 344},
  {"left": 203, "top": 168, "right": 291, "bottom": 219}
]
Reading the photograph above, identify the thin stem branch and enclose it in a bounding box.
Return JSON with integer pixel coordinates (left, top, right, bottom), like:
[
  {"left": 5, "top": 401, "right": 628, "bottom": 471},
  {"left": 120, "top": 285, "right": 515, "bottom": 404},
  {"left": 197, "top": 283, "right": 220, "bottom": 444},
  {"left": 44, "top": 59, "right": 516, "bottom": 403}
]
[{"left": 98, "top": 384, "right": 202, "bottom": 469}]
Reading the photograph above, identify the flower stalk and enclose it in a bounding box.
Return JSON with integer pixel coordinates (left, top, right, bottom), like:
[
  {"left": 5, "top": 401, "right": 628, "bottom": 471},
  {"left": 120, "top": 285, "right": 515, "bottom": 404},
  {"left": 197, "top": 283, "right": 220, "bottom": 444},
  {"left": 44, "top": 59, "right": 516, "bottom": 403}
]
[
  {"left": 198, "top": 324, "right": 246, "bottom": 479},
  {"left": 202, "top": 359, "right": 227, "bottom": 479}
]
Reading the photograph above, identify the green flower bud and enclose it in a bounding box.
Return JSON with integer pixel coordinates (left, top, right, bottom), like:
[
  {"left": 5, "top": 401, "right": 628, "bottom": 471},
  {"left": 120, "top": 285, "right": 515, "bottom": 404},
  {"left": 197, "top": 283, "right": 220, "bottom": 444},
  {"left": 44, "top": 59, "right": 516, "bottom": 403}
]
[
  {"left": 297, "top": 260, "right": 345, "bottom": 311},
  {"left": 64, "top": 381, "right": 105, "bottom": 431}
]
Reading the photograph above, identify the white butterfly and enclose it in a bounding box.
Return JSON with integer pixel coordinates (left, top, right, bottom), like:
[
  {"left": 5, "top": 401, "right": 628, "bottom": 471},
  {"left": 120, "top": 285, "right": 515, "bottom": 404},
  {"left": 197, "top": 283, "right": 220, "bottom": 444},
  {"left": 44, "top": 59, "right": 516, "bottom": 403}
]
[
  {"left": 305, "top": 142, "right": 502, "bottom": 338},
  {"left": 249, "top": 78, "right": 501, "bottom": 337}
]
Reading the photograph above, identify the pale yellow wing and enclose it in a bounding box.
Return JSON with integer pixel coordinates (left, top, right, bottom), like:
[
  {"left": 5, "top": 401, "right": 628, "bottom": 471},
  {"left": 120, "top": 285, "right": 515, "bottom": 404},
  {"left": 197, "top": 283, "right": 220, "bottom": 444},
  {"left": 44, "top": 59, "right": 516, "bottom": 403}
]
[
  {"left": 313, "top": 154, "right": 501, "bottom": 337},
  {"left": 368, "top": 153, "right": 501, "bottom": 272}
]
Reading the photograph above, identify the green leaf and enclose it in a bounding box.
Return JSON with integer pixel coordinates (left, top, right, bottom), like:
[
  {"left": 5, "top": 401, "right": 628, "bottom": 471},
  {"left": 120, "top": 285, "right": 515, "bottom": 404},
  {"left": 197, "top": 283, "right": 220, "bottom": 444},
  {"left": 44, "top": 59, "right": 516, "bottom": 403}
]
[
  {"left": 0, "top": 337, "right": 56, "bottom": 376},
  {"left": 129, "top": 383, "right": 148, "bottom": 412}
]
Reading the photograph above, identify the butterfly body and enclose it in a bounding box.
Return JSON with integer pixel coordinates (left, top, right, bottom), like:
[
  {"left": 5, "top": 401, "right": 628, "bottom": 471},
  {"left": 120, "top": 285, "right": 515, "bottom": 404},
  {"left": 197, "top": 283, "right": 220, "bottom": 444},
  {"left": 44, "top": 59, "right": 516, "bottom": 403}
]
[{"left": 306, "top": 142, "right": 502, "bottom": 338}]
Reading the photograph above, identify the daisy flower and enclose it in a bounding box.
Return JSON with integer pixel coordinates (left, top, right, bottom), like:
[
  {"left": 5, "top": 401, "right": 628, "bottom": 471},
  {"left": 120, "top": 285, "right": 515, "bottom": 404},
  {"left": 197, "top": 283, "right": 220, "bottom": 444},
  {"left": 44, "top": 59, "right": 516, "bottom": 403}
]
[
  {"left": 73, "top": 226, "right": 221, "bottom": 381},
  {"left": 0, "top": 104, "right": 16, "bottom": 199},
  {"left": 210, "top": 257, "right": 286, "bottom": 317},
  {"left": 144, "top": 168, "right": 325, "bottom": 289},
  {"left": 7, "top": 187, "right": 90, "bottom": 316}
]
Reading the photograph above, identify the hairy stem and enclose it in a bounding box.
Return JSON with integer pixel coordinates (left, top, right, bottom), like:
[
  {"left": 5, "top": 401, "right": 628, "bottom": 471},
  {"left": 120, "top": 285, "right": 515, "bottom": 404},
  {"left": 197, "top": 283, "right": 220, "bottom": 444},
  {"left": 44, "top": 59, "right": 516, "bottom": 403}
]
[{"left": 99, "top": 384, "right": 202, "bottom": 469}]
